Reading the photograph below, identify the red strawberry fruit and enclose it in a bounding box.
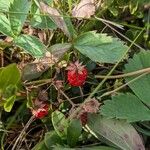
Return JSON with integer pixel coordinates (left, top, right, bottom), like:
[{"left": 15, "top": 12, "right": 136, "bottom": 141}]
[
  {"left": 67, "top": 61, "right": 88, "bottom": 86},
  {"left": 32, "top": 104, "right": 49, "bottom": 119},
  {"left": 31, "top": 99, "right": 49, "bottom": 119}
]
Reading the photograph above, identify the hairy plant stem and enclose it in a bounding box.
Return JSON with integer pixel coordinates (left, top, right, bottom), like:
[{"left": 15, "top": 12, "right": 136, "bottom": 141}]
[
  {"left": 99, "top": 72, "right": 148, "bottom": 98},
  {"left": 52, "top": 84, "right": 75, "bottom": 106},
  {"left": 24, "top": 79, "right": 53, "bottom": 86},
  {"left": 95, "top": 67, "right": 150, "bottom": 79}
]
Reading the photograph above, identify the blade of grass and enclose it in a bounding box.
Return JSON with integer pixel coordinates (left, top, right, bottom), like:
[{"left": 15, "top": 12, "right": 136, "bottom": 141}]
[
  {"left": 95, "top": 16, "right": 144, "bottom": 50},
  {"left": 99, "top": 72, "right": 149, "bottom": 99},
  {"left": 12, "top": 116, "right": 35, "bottom": 150},
  {"left": 68, "top": 0, "right": 72, "bottom": 14}
]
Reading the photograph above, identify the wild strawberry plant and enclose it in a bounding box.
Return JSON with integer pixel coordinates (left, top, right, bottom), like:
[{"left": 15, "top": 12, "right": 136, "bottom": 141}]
[{"left": 0, "top": 0, "right": 150, "bottom": 150}]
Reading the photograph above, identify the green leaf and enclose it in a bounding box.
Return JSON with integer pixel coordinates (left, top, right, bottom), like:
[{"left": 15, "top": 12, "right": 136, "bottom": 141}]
[
  {"left": 0, "top": 0, "right": 11, "bottom": 12},
  {"left": 14, "top": 34, "right": 46, "bottom": 57},
  {"left": 53, "top": 147, "right": 72, "bottom": 150},
  {"left": 9, "top": 0, "right": 30, "bottom": 35},
  {"left": 4, "top": 95, "right": 16, "bottom": 112},
  {"left": 30, "top": 8, "right": 57, "bottom": 29},
  {"left": 0, "top": 64, "right": 21, "bottom": 91},
  {"left": 31, "top": 15, "right": 56, "bottom": 29},
  {"left": 49, "top": 43, "right": 71, "bottom": 58},
  {"left": 87, "top": 114, "right": 145, "bottom": 150},
  {"left": 133, "top": 0, "right": 149, "bottom": 4},
  {"left": 108, "top": 7, "right": 118, "bottom": 16},
  {"left": 39, "top": 2, "right": 70, "bottom": 38},
  {"left": 124, "top": 51, "right": 150, "bottom": 106},
  {"left": 21, "top": 63, "right": 46, "bottom": 81},
  {"left": 43, "top": 0, "right": 53, "bottom": 4},
  {"left": 44, "top": 131, "right": 63, "bottom": 149},
  {"left": 77, "top": 146, "right": 117, "bottom": 150},
  {"left": 67, "top": 119, "right": 82, "bottom": 147},
  {"left": 52, "top": 110, "right": 68, "bottom": 140},
  {"left": 100, "top": 93, "right": 150, "bottom": 122},
  {"left": 4, "top": 85, "right": 17, "bottom": 98},
  {"left": 64, "top": 16, "right": 77, "bottom": 39},
  {"left": 74, "top": 31, "right": 128, "bottom": 64},
  {"left": 52, "top": 146, "right": 117, "bottom": 150},
  {"left": 129, "top": 1, "right": 138, "bottom": 14},
  {"left": 32, "top": 140, "right": 48, "bottom": 150},
  {"left": 0, "top": 14, "right": 14, "bottom": 37}
]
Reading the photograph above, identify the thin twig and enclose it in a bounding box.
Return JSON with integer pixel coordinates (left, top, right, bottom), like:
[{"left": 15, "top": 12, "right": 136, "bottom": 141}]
[
  {"left": 99, "top": 72, "right": 148, "bottom": 99},
  {"left": 95, "top": 17, "right": 124, "bottom": 30},
  {"left": 95, "top": 67, "right": 150, "bottom": 79},
  {"left": 12, "top": 116, "right": 35, "bottom": 150},
  {"left": 52, "top": 84, "right": 75, "bottom": 106},
  {"left": 79, "top": 86, "right": 84, "bottom": 100},
  {"left": 0, "top": 50, "right": 4, "bottom": 67},
  {"left": 24, "top": 79, "right": 52, "bottom": 86},
  {"left": 95, "top": 16, "right": 144, "bottom": 50}
]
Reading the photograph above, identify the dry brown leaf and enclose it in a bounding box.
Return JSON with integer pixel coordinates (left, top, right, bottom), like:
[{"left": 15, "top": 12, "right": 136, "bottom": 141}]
[
  {"left": 4, "top": 36, "right": 13, "bottom": 42},
  {"left": 83, "top": 98, "right": 100, "bottom": 113},
  {"left": 39, "top": 2, "right": 70, "bottom": 38},
  {"left": 22, "top": 24, "right": 34, "bottom": 35},
  {"left": 20, "top": 51, "right": 57, "bottom": 81},
  {"left": 33, "top": 51, "right": 58, "bottom": 72},
  {"left": 38, "top": 90, "right": 49, "bottom": 101},
  {"left": 21, "top": 43, "right": 71, "bottom": 81},
  {"left": 38, "top": 30, "right": 47, "bottom": 44},
  {"left": 72, "top": 0, "right": 96, "bottom": 19}
]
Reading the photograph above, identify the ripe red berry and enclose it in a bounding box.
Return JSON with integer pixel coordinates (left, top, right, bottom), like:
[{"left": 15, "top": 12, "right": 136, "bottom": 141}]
[
  {"left": 67, "top": 61, "right": 88, "bottom": 86},
  {"left": 32, "top": 104, "right": 49, "bottom": 119}
]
